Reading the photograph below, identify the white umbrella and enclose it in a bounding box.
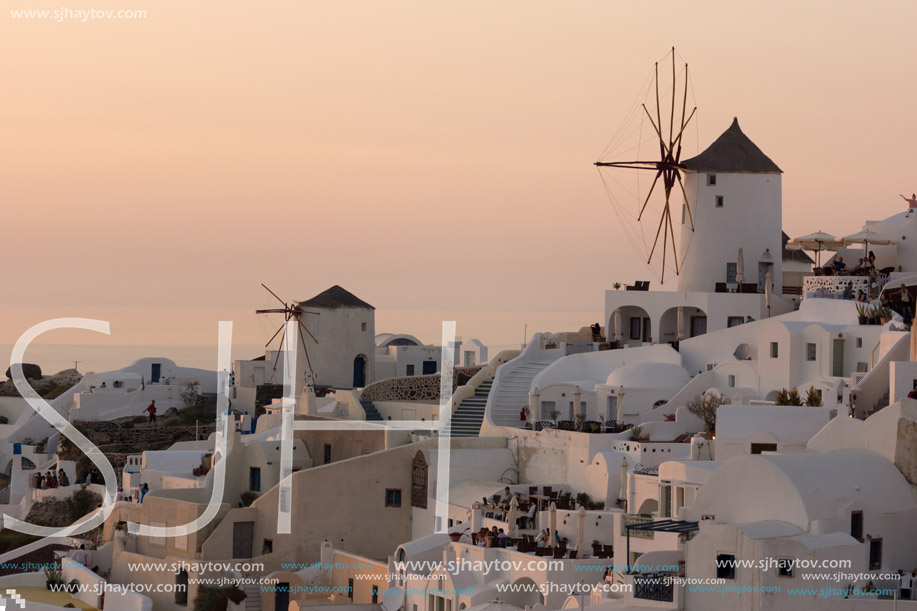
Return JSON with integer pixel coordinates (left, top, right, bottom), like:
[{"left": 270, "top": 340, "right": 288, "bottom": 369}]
[
  {"left": 573, "top": 386, "right": 582, "bottom": 420},
  {"left": 507, "top": 496, "right": 519, "bottom": 539},
  {"left": 548, "top": 502, "right": 557, "bottom": 548},
  {"left": 575, "top": 505, "right": 586, "bottom": 560},
  {"left": 789, "top": 231, "right": 843, "bottom": 268},
  {"left": 841, "top": 229, "right": 896, "bottom": 254},
  {"left": 765, "top": 271, "right": 773, "bottom": 317},
  {"left": 618, "top": 457, "right": 628, "bottom": 502},
  {"left": 735, "top": 248, "right": 745, "bottom": 284},
  {"left": 676, "top": 306, "right": 686, "bottom": 341},
  {"left": 528, "top": 387, "right": 540, "bottom": 422},
  {"left": 613, "top": 309, "right": 623, "bottom": 342}
]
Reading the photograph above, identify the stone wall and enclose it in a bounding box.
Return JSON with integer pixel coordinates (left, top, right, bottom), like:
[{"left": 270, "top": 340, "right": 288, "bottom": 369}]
[{"left": 360, "top": 367, "right": 482, "bottom": 402}]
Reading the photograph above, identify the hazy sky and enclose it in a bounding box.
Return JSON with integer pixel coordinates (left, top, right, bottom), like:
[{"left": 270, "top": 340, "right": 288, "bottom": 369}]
[{"left": 2, "top": 1, "right": 916, "bottom": 369}]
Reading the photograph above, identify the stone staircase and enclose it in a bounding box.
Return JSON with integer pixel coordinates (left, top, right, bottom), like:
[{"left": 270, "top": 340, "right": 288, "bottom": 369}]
[
  {"left": 444, "top": 379, "right": 493, "bottom": 438},
  {"left": 239, "top": 581, "right": 261, "bottom": 610},
  {"left": 360, "top": 400, "right": 383, "bottom": 421},
  {"left": 488, "top": 357, "right": 559, "bottom": 428}
]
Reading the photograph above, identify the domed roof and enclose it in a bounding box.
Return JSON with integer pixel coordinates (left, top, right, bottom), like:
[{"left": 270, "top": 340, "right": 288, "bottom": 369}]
[{"left": 605, "top": 362, "right": 690, "bottom": 389}]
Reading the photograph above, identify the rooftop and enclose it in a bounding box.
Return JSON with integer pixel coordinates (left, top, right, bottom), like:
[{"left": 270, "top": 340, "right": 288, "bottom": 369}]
[
  {"left": 299, "top": 285, "right": 375, "bottom": 310},
  {"left": 682, "top": 117, "right": 782, "bottom": 174}
]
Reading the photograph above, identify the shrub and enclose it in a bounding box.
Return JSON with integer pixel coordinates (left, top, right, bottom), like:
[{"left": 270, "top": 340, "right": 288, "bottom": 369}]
[
  {"left": 775, "top": 388, "right": 803, "bottom": 406},
  {"left": 804, "top": 386, "right": 822, "bottom": 407},
  {"left": 66, "top": 487, "right": 101, "bottom": 523},
  {"left": 687, "top": 390, "right": 727, "bottom": 433},
  {"left": 193, "top": 585, "right": 245, "bottom": 611}
]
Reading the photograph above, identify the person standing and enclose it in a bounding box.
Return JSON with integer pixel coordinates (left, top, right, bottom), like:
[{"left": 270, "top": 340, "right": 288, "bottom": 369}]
[
  {"left": 901, "top": 193, "right": 917, "bottom": 208},
  {"left": 140, "top": 483, "right": 149, "bottom": 503}
]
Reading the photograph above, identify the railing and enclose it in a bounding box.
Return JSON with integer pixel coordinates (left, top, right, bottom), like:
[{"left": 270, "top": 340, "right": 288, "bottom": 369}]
[
  {"left": 633, "top": 574, "right": 674, "bottom": 602},
  {"left": 802, "top": 274, "right": 888, "bottom": 298}
]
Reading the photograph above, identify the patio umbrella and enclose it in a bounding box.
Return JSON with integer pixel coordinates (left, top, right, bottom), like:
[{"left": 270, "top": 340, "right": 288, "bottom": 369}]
[
  {"left": 840, "top": 228, "right": 896, "bottom": 253},
  {"left": 548, "top": 502, "right": 557, "bottom": 548},
  {"left": 613, "top": 309, "right": 623, "bottom": 342},
  {"left": 619, "top": 457, "right": 628, "bottom": 503},
  {"left": 507, "top": 495, "right": 519, "bottom": 539},
  {"left": 573, "top": 386, "right": 582, "bottom": 419},
  {"left": 676, "top": 306, "right": 686, "bottom": 341},
  {"left": 765, "top": 271, "right": 773, "bottom": 317},
  {"left": 788, "top": 231, "right": 843, "bottom": 268},
  {"left": 735, "top": 248, "right": 745, "bottom": 284},
  {"left": 575, "top": 505, "right": 586, "bottom": 559},
  {"left": 529, "top": 387, "right": 540, "bottom": 421}
]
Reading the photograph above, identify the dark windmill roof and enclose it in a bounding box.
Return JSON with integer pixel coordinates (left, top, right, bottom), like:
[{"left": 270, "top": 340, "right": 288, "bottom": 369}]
[
  {"left": 682, "top": 118, "right": 782, "bottom": 174},
  {"left": 299, "top": 285, "right": 375, "bottom": 310},
  {"left": 782, "top": 231, "right": 815, "bottom": 264}
]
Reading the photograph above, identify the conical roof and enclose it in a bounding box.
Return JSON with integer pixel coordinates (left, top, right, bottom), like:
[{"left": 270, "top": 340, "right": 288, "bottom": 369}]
[
  {"left": 299, "top": 285, "right": 375, "bottom": 310},
  {"left": 682, "top": 118, "right": 782, "bottom": 174}
]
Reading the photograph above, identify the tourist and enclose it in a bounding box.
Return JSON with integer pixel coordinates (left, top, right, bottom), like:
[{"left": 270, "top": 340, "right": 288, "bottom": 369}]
[
  {"left": 907, "top": 388, "right": 917, "bottom": 400},
  {"left": 100, "top": 382, "right": 106, "bottom": 389},
  {"left": 44, "top": 472, "right": 53, "bottom": 489},
  {"left": 856, "top": 290, "right": 867, "bottom": 303},
  {"left": 140, "top": 376, "right": 145, "bottom": 391},
  {"left": 535, "top": 529, "right": 548, "bottom": 546},
  {"left": 70, "top": 544, "right": 90, "bottom": 567},
  {"left": 842, "top": 282, "right": 854, "bottom": 300},
  {"left": 899, "top": 284, "right": 913, "bottom": 320},
  {"left": 497, "top": 529, "right": 509, "bottom": 547},
  {"left": 144, "top": 400, "right": 157, "bottom": 427},
  {"left": 744, "top": 315, "right": 755, "bottom": 323},
  {"left": 869, "top": 270, "right": 879, "bottom": 299},
  {"left": 502, "top": 487, "right": 512, "bottom": 509},
  {"left": 901, "top": 193, "right": 917, "bottom": 208},
  {"left": 59, "top": 469, "right": 69, "bottom": 487},
  {"left": 140, "top": 483, "right": 149, "bottom": 503},
  {"left": 833, "top": 256, "right": 846, "bottom": 273}
]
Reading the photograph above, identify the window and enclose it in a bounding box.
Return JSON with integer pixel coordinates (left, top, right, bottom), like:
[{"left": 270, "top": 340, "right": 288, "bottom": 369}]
[
  {"left": 770, "top": 342, "right": 779, "bottom": 358},
  {"left": 727, "top": 316, "right": 744, "bottom": 328},
  {"left": 728, "top": 375, "right": 736, "bottom": 388},
  {"left": 262, "top": 539, "right": 273, "bottom": 554},
  {"left": 715, "top": 195, "right": 724, "bottom": 208},
  {"left": 716, "top": 554, "right": 736, "bottom": 579},
  {"left": 850, "top": 511, "right": 863, "bottom": 541},
  {"left": 406, "top": 364, "right": 414, "bottom": 376},
  {"left": 324, "top": 444, "right": 332, "bottom": 465},
  {"left": 361, "top": 322, "right": 367, "bottom": 331},
  {"left": 249, "top": 467, "right": 261, "bottom": 492},
  {"left": 348, "top": 579, "right": 354, "bottom": 600},
  {"left": 806, "top": 343, "right": 817, "bottom": 361},
  {"left": 856, "top": 337, "right": 862, "bottom": 348},
  {"left": 411, "top": 451, "right": 428, "bottom": 509},
  {"left": 707, "top": 174, "right": 717, "bottom": 186},
  {"left": 372, "top": 585, "right": 379, "bottom": 604},
  {"left": 751, "top": 443, "right": 777, "bottom": 455},
  {"left": 869, "top": 538, "right": 882, "bottom": 570},
  {"left": 386, "top": 489, "right": 402, "bottom": 507},
  {"left": 726, "top": 262, "right": 737, "bottom": 284},
  {"left": 777, "top": 559, "right": 793, "bottom": 577}
]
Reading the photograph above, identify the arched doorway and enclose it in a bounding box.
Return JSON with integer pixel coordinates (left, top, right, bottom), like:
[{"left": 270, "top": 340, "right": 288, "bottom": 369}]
[
  {"left": 659, "top": 306, "right": 708, "bottom": 343},
  {"left": 610, "top": 306, "right": 652, "bottom": 346},
  {"left": 353, "top": 355, "right": 367, "bottom": 388}
]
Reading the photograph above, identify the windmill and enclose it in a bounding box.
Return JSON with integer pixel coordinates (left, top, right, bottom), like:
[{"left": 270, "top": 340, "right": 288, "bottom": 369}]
[
  {"left": 255, "top": 284, "right": 319, "bottom": 388},
  {"left": 595, "top": 48, "right": 697, "bottom": 283}
]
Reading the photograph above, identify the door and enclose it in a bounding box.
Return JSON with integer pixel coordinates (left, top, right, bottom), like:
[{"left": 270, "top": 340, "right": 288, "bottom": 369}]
[
  {"left": 606, "top": 396, "right": 618, "bottom": 423},
  {"left": 832, "top": 339, "right": 845, "bottom": 377},
  {"left": 422, "top": 360, "right": 437, "bottom": 375},
  {"left": 249, "top": 467, "right": 261, "bottom": 492},
  {"left": 353, "top": 356, "right": 366, "bottom": 388},
  {"left": 758, "top": 262, "right": 772, "bottom": 292},
  {"left": 642, "top": 318, "right": 652, "bottom": 342},
  {"left": 151, "top": 363, "right": 161, "bottom": 384},
  {"left": 690, "top": 316, "right": 707, "bottom": 337},
  {"left": 232, "top": 521, "right": 254, "bottom": 559},
  {"left": 275, "top": 583, "right": 290, "bottom": 611}
]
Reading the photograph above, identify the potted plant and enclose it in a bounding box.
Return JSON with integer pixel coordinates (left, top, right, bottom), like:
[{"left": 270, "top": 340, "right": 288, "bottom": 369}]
[
  {"left": 44, "top": 565, "right": 64, "bottom": 590},
  {"left": 629, "top": 425, "right": 644, "bottom": 442},
  {"left": 877, "top": 304, "right": 892, "bottom": 324},
  {"left": 549, "top": 409, "right": 560, "bottom": 425},
  {"left": 574, "top": 413, "right": 586, "bottom": 431},
  {"left": 867, "top": 305, "right": 879, "bottom": 325},
  {"left": 613, "top": 282, "right": 622, "bottom": 290},
  {"left": 855, "top": 303, "right": 868, "bottom": 325},
  {"left": 240, "top": 491, "right": 258, "bottom": 507}
]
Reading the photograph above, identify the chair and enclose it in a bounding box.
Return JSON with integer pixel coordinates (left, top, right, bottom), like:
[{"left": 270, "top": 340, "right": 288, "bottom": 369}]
[
  {"left": 715, "top": 282, "right": 728, "bottom": 293},
  {"left": 639, "top": 281, "right": 651, "bottom": 291},
  {"left": 557, "top": 420, "right": 576, "bottom": 431},
  {"left": 553, "top": 548, "right": 565, "bottom": 559},
  {"left": 542, "top": 486, "right": 553, "bottom": 497},
  {"left": 529, "top": 486, "right": 538, "bottom": 495},
  {"left": 534, "top": 421, "right": 552, "bottom": 432},
  {"left": 568, "top": 550, "right": 578, "bottom": 559}
]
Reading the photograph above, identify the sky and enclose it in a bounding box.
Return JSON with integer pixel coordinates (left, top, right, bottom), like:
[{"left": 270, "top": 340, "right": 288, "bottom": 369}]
[{"left": 2, "top": 0, "right": 916, "bottom": 372}]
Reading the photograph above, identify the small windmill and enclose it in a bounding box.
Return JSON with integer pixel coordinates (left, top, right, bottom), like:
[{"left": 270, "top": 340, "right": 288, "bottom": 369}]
[
  {"left": 255, "top": 284, "right": 319, "bottom": 387},
  {"left": 595, "top": 47, "right": 697, "bottom": 283}
]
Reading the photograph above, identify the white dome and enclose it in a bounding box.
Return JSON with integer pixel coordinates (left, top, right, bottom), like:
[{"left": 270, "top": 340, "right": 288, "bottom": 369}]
[{"left": 605, "top": 362, "right": 690, "bottom": 389}]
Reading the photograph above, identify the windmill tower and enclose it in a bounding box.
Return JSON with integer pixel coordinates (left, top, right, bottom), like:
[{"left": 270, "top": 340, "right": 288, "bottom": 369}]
[{"left": 677, "top": 118, "right": 783, "bottom": 294}]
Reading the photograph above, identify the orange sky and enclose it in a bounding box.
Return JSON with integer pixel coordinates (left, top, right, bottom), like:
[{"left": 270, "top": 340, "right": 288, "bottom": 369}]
[{"left": 2, "top": 0, "right": 916, "bottom": 362}]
